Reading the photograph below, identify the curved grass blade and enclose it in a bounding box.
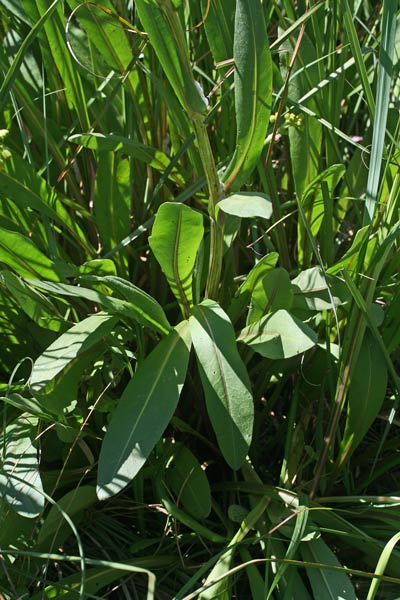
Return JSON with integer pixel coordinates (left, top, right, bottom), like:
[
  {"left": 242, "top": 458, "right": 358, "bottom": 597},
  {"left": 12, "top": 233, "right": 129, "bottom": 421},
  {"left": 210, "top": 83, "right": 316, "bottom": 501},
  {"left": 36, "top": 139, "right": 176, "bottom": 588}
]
[
  {"left": 363, "top": 0, "right": 397, "bottom": 225},
  {"left": 0, "top": 0, "right": 61, "bottom": 110}
]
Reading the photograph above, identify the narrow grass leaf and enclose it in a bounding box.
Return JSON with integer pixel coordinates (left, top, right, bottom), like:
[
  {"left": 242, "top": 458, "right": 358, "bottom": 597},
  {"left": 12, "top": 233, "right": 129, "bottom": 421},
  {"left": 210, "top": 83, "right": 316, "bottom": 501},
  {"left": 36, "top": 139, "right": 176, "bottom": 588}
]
[
  {"left": 189, "top": 300, "right": 254, "bottom": 470},
  {"left": 134, "top": 0, "right": 208, "bottom": 117},
  {"left": 0, "top": 0, "right": 60, "bottom": 110},
  {"left": 201, "top": 0, "right": 235, "bottom": 64},
  {"left": 149, "top": 202, "right": 204, "bottom": 318},
  {"left": 364, "top": 0, "right": 397, "bottom": 224},
  {"left": 70, "top": 133, "right": 185, "bottom": 185},
  {"left": 97, "top": 324, "right": 191, "bottom": 500},
  {"left": 367, "top": 530, "right": 400, "bottom": 600},
  {"left": 222, "top": 0, "right": 272, "bottom": 192},
  {"left": 28, "top": 280, "right": 171, "bottom": 334}
]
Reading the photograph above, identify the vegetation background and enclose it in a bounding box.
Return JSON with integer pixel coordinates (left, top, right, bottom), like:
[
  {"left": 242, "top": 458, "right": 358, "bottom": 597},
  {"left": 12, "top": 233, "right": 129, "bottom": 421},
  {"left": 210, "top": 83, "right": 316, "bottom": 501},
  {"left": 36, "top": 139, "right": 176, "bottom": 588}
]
[{"left": 0, "top": 0, "right": 400, "bottom": 598}]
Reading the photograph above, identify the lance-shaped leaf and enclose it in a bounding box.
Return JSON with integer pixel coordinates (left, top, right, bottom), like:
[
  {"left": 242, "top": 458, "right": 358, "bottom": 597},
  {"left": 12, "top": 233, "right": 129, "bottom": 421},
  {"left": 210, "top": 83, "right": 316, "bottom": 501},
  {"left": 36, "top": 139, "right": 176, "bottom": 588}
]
[
  {"left": 340, "top": 330, "right": 388, "bottom": 463},
  {"left": 149, "top": 202, "right": 204, "bottom": 317},
  {"left": 134, "top": 0, "right": 208, "bottom": 117},
  {"left": 238, "top": 309, "right": 317, "bottom": 359},
  {"left": 222, "top": 0, "right": 272, "bottom": 192},
  {"left": 0, "top": 416, "right": 44, "bottom": 518},
  {"left": 189, "top": 300, "right": 254, "bottom": 470},
  {"left": 97, "top": 324, "right": 191, "bottom": 500},
  {"left": 30, "top": 313, "right": 118, "bottom": 392}
]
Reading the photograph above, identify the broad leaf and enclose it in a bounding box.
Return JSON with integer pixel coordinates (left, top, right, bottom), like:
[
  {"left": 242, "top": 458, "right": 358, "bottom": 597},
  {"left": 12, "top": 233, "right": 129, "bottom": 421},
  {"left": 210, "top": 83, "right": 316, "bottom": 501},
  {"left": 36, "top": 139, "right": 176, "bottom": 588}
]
[
  {"left": 222, "top": 0, "right": 272, "bottom": 192},
  {"left": 189, "top": 300, "right": 253, "bottom": 470},
  {"left": 340, "top": 330, "right": 388, "bottom": 462},
  {"left": 301, "top": 538, "right": 357, "bottom": 599},
  {"left": 165, "top": 444, "right": 211, "bottom": 519},
  {"left": 0, "top": 415, "right": 44, "bottom": 518},
  {"left": 238, "top": 309, "right": 317, "bottom": 359},
  {"left": 97, "top": 324, "right": 191, "bottom": 500},
  {"left": 248, "top": 267, "right": 293, "bottom": 324},
  {"left": 228, "top": 252, "right": 279, "bottom": 323},
  {"left": 149, "top": 202, "right": 204, "bottom": 317},
  {"left": 292, "top": 267, "right": 349, "bottom": 312},
  {"left": 30, "top": 313, "right": 118, "bottom": 392},
  {"left": 218, "top": 192, "right": 273, "bottom": 220}
]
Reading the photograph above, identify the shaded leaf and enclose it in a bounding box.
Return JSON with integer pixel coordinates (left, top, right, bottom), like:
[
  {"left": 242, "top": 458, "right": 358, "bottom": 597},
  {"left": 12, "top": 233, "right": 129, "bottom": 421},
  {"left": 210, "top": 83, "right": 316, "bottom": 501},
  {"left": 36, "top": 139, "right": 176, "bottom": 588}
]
[
  {"left": 301, "top": 537, "right": 357, "bottom": 599},
  {"left": 30, "top": 313, "right": 118, "bottom": 393},
  {"left": 340, "top": 330, "right": 388, "bottom": 462},
  {"left": 97, "top": 324, "right": 191, "bottom": 500},
  {"left": 71, "top": 132, "right": 185, "bottom": 185},
  {"left": 248, "top": 267, "right": 293, "bottom": 324},
  {"left": 165, "top": 444, "right": 211, "bottom": 519},
  {"left": 0, "top": 415, "right": 44, "bottom": 518},
  {"left": 189, "top": 300, "right": 253, "bottom": 470}
]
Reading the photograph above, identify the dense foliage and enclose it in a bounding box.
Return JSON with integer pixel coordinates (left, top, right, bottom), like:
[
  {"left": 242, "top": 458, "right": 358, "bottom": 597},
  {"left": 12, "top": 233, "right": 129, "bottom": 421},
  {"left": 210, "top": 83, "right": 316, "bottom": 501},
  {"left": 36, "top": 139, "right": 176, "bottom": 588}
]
[{"left": 0, "top": 0, "right": 400, "bottom": 598}]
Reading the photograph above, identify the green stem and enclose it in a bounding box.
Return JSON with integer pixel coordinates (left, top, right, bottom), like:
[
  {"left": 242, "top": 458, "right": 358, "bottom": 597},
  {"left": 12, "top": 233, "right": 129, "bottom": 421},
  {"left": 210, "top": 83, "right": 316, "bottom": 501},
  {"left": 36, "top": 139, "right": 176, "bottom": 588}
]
[{"left": 192, "top": 117, "right": 224, "bottom": 300}]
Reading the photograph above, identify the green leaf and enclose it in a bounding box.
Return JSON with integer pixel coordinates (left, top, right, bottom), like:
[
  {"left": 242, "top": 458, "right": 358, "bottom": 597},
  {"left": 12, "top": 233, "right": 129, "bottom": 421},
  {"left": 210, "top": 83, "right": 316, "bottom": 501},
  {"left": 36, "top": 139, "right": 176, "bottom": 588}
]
[
  {"left": 222, "top": 0, "right": 272, "bottom": 192},
  {"left": 0, "top": 148, "right": 89, "bottom": 250},
  {"left": 298, "top": 165, "right": 345, "bottom": 267},
  {"left": 30, "top": 313, "right": 118, "bottom": 393},
  {"left": 217, "top": 192, "right": 273, "bottom": 220},
  {"left": 165, "top": 444, "right": 211, "bottom": 519},
  {"left": 36, "top": 486, "right": 97, "bottom": 550},
  {"left": 28, "top": 279, "right": 171, "bottom": 335},
  {"left": 149, "top": 202, "right": 204, "bottom": 317},
  {"left": 238, "top": 309, "right": 317, "bottom": 359},
  {"left": 0, "top": 228, "right": 69, "bottom": 281},
  {"left": 70, "top": 133, "right": 185, "bottom": 185},
  {"left": 363, "top": 0, "right": 397, "bottom": 224},
  {"left": 291, "top": 267, "right": 349, "bottom": 312},
  {"left": 134, "top": 0, "right": 208, "bottom": 117},
  {"left": 201, "top": 0, "right": 235, "bottom": 64},
  {"left": 301, "top": 538, "right": 357, "bottom": 599},
  {"left": 229, "top": 253, "right": 279, "bottom": 323},
  {"left": 0, "top": 0, "right": 60, "bottom": 110},
  {"left": 340, "top": 330, "right": 388, "bottom": 462},
  {"left": 248, "top": 267, "right": 293, "bottom": 324},
  {"left": 0, "top": 415, "right": 44, "bottom": 518},
  {"left": 1, "top": 271, "right": 64, "bottom": 332},
  {"left": 97, "top": 324, "right": 191, "bottom": 500},
  {"left": 27, "top": 0, "right": 90, "bottom": 129},
  {"left": 189, "top": 300, "right": 254, "bottom": 470}
]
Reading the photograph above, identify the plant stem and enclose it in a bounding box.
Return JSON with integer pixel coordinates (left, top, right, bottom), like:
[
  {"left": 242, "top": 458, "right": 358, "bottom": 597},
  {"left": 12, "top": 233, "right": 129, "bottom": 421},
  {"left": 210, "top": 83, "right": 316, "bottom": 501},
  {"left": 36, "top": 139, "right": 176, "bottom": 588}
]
[{"left": 192, "top": 117, "right": 224, "bottom": 300}]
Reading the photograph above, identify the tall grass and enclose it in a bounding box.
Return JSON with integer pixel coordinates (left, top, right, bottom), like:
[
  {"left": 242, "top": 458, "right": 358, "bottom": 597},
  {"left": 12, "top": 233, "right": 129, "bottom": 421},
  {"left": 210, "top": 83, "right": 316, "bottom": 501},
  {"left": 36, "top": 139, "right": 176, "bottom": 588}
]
[{"left": 0, "top": 0, "right": 399, "bottom": 598}]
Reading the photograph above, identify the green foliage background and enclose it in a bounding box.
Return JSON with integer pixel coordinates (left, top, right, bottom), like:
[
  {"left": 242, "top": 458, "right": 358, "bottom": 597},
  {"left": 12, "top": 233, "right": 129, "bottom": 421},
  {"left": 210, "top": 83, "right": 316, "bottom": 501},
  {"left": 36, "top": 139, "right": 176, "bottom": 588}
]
[{"left": 0, "top": 0, "right": 400, "bottom": 598}]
